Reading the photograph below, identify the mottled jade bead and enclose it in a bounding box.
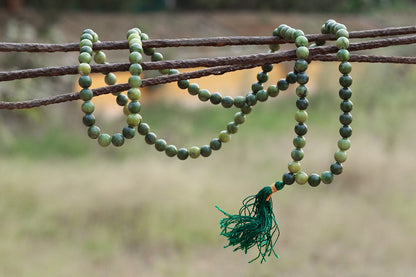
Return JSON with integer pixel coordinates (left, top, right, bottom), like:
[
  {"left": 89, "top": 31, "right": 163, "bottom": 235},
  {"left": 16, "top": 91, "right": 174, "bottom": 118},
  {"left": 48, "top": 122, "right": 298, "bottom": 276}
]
[
  {"left": 177, "top": 148, "right": 189, "bottom": 160},
  {"left": 282, "top": 172, "right": 295, "bottom": 185},
  {"left": 78, "top": 63, "right": 91, "bottom": 75},
  {"left": 155, "top": 139, "right": 167, "bottom": 151},
  {"left": 295, "top": 36, "right": 308, "bottom": 47},
  {"left": 339, "top": 75, "right": 353, "bottom": 87},
  {"left": 105, "top": 73, "right": 117, "bottom": 86},
  {"left": 267, "top": 85, "right": 279, "bottom": 97},
  {"left": 116, "top": 94, "right": 129, "bottom": 106},
  {"left": 321, "top": 171, "right": 334, "bottom": 184},
  {"left": 294, "top": 59, "right": 308, "bottom": 72},
  {"left": 128, "top": 75, "right": 142, "bottom": 88},
  {"left": 122, "top": 126, "right": 136, "bottom": 139},
  {"left": 81, "top": 101, "right": 95, "bottom": 114},
  {"left": 80, "top": 39, "right": 93, "bottom": 48},
  {"left": 295, "top": 123, "right": 308, "bottom": 136},
  {"left": 296, "top": 72, "right": 309, "bottom": 85},
  {"left": 339, "top": 113, "right": 352, "bottom": 125},
  {"left": 80, "top": 46, "right": 93, "bottom": 55},
  {"left": 257, "top": 72, "right": 269, "bottom": 83},
  {"left": 98, "top": 133, "right": 112, "bottom": 147},
  {"left": 286, "top": 71, "right": 298, "bottom": 84},
  {"left": 246, "top": 93, "right": 257, "bottom": 106},
  {"left": 137, "top": 123, "right": 150, "bottom": 135},
  {"left": 339, "top": 62, "right": 352, "bottom": 74},
  {"left": 293, "top": 136, "right": 306, "bottom": 148},
  {"left": 233, "top": 112, "right": 245, "bottom": 125},
  {"left": 111, "top": 133, "right": 125, "bottom": 147},
  {"left": 296, "top": 85, "right": 308, "bottom": 97},
  {"left": 339, "top": 88, "right": 352, "bottom": 100},
  {"left": 330, "top": 162, "right": 343, "bottom": 175},
  {"left": 277, "top": 79, "right": 289, "bottom": 91},
  {"left": 221, "top": 96, "right": 234, "bottom": 108},
  {"left": 338, "top": 138, "right": 351, "bottom": 151},
  {"left": 88, "top": 125, "right": 101, "bottom": 139},
  {"left": 94, "top": 51, "right": 106, "bottom": 64},
  {"left": 291, "top": 149, "right": 304, "bottom": 161},
  {"left": 78, "top": 75, "right": 92, "bottom": 88},
  {"left": 340, "top": 125, "right": 352, "bottom": 138},
  {"left": 269, "top": 44, "right": 280, "bottom": 51},
  {"left": 219, "top": 130, "right": 231, "bottom": 143},
  {"left": 78, "top": 52, "right": 91, "bottom": 64},
  {"left": 334, "top": 150, "right": 347, "bottom": 163},
  {"left": 288, "top": 161, "right": 301, "bottom": 173},
  {"left": 227, "top": 122, "right": 239, "bottom": 134},
  {"left": 129, "top": 63, "right": 143, "bottom": 75},
  {"left": 165, "top": 145, "right": 178, "bottom": 157},
  {"left": 130, "top": 43, "right": 143, "bottom": 53},
  {"left": 210, "top": 138, "right": 222, "bottom": 150},
  {"left": 262, "top": 64, "right": 273, "bottom": 72},
  {"left": 126, "top": 113, "right": 141, "bottom": 127},
  {"left": 128, "top": 88, "right": 141, "bottom": 100},
  {"left": 251, "top": 82, "right": 263, "bottom": 93},
  {"left": 189, "top": 146, "right": 201, "bottom": 159},
  {"left": 82, "top": 114, "right": 95, "bottom": 126},
  {"left": 340, "top": 100, "right": 353, "bottom": 112},
  {"left": 80, "top": 89, "right": 93, "bottom": 101},
  {"left": 188, "top": 83, "right": 200, "bottom": 95},
  {"left": 200, "top": 145, "right": 212, "bottom": 157},
  {"left": 80, "top": 33, "right": 93, "bottom": 41},
  {"left": 198, "top": 89, "right": 211, "bottom": 102},
  {"left": 210, "top": 92, "right": 222, "bottom": 105},
  {"left": 295, "top": 171, "right": 308, "bottom": 185},
  {"left": 336, "top": 29, "right": 349, "bottom": 38},
  {"left": 240, "top": 103, "right": 252, "bottom": 114},
  {"left": 336, "top": 37, "right": 349, "bottom": 49},
  {"left": 337, "top": 49, "right": 350, "bottom": 62},
  {"left": 177, "top": 80, "right": 189, "bottom": 89},
  {"left": 256, "top": 90, "right": 268, "bottom": 102},
  {"left": 295, "top": 110, "right": 308, "bottom": 123},
  {"left": 296, "top": 46, "right": 309, "bottom": 59},
  {"left": 145, "top": 132, "right": 157, "bottom": 145},
  {"left": 308, "top": 174, "right": 321, "bottom": 187},
  {"left": 151, "top": 52, "right": 163, "bottom": 62},
  {"left": 234, "top": 96, "right": 246, "bottom": 108},
  {"left": 296, "top": 98, "right": 309, "bottom": 110}
]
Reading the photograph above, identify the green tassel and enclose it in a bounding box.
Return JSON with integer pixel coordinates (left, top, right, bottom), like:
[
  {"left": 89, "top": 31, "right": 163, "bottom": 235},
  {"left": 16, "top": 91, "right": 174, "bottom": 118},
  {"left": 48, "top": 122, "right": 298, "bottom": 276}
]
[{"left": 215, "top": 181, "right": 284, "bottom": 263}]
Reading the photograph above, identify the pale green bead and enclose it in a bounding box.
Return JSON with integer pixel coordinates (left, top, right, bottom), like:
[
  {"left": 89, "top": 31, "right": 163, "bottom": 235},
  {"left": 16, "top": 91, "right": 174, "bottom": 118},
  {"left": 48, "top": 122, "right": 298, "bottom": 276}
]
[
  {"left": 295, "top": 110, "right": 308, "bottom": 123},
  {"left": 337, "top": 138, "right": 351, "bottom": 151},
  {"left": 94, "top": 51, "right": 106, "bottom": 64},
  {"left": 288, "top": 161, "right": 301, "bottom": 173},
  {"left": 189, "top": 146, "right": 201, "bottom": 159},
  {"left": 334, "top": 150, "right": 347, "bottom": 163},
  {"left": 218, "top": 130, "right": 231, "bottom": 143},
  {"left": 78, "top": 63, "right": 91, "bottom": 75},
  {"left": 126, "top": 113, "right": 142, "bottom": 127},
  {"left": 98, "top": 134, "right": 111, "bottom": 147},
  {"left": 295, "top": 171, "right": 308, "bottom": 185}
]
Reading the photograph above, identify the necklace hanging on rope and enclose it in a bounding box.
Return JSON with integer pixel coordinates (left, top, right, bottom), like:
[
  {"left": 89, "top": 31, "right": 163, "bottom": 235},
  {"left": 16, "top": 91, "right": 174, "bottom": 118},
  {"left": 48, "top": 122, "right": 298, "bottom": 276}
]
[{"left": 76, "top": 19, "right": 352, "bottom": 263}]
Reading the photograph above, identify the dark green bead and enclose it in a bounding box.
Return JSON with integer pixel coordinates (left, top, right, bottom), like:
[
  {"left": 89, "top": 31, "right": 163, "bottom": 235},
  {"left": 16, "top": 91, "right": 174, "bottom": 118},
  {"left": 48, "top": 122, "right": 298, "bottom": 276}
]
[
  {"left": 151, "top": 52, "right": 163, "bottom": 62},
  {"left": 339, "top": 88, "right": 352, "bottom": 100},
  {"left": 291, "top": 148, "right": 304, "bottom": 161},
  {"left": 234, "top": 112, "right": 245, "bottom": 125},
  {"left": 80, "top": 46, "right": 93, "bottom": 55},
  {"left": 257, "top": 72, "right": 268, "bottom": 83},
  {"left": 282, "top": 172, "right": 295, "bottom": 185},
  {"left": 337, "top": 49, "right": 350, "bottom": 62},
  {"left": 330, "top": 162, "right": 343, "bottom": 175},
  {"left": 177, "top": 148, "right": 189, "bottom": 160},
  {"left": 272, "top": 28, "right": 279, "bottom": 37},
  {"left": 169, "top": 69, "right": 179, "bottom": 75},
  {"left": 240, "top": 103, "right": 252, "bottom": 114},
  {"left": 286, "top": 72, "right": 298, "bottom": 84},
  {"left": 128, "top": 101, "right": 141, "bottom": 113},
  {"left": 294, "top": 59, "right": 308, "bottom": 72},
  {"left": 78, "top": 76, "right": 92, "bottom": 89},
  {"left": 296, "top": 72, "right": 309, "bottom": 85},
  {"left": 221, "top": 96, "right": 234, "bottom": 108},
  {"left": 198, "top": 89, "right": 211, "bottom": 102},
  {"left": 256, "top": 89, "right": 268, "bottom": 102},
  {"left": 122, "top": 126, "right": 136, "bottom": 139},
  {"left": 188, "top": 83, "right": 200, "bottom": 95},
  {"left": 81, "top": 101, "right": 95, "bottom": 114},
  {"left": 210, "top": 92, "right": 222, "bottom": 105},
  {"left": 210, "top": 138, "right": 222, "bottom": 150},
  {"left": 339, "top": 75, "right": 353, "bottom": 87},
  {"left": 277, "top": 79, "right": 289, "bottom": 91},
  {"left": 111, "top": 133, "right": 125, "bottom": 147},
  {"left": 246, "top": 93, "right": 257, "bottom": 106},
  {"left": 143, "top": 47, "right": 155, "bottom": 56},
  {"left": 137, "top": 123, "right": 150, "bottom": 135},
  {"left": 340, "top": 100, "right": 353, "bottom": 112},
  {"left": 293, "top": 136, "right": 306, "bottom": 148},
  {"left": 80, "top": 33, "right": 93, "bottom": 41},
  {"left": 269, "top": 44, "right": 280, "bottom": 51},
  {"left": 200, "top": 145, "right": 212, "bottom": 157},
  {"left": 177, "top": 80, "right": 189, "bottom": 89},
  {"left": 295, "top": 123, "right": 308, "bottom": 136},
  {"left": 296, "top": 98, "right": 309, "bottom": 110},
  {"left": 80, "top": 89, "right": 93, "bottom": 101},
  {"left": 321, "top": 171, "right": 334, "bottom": 184},
  {"left": 340, "top": 125, "right": 352, "bottom": 138},
  {"left": 339, "top": 113, "right": 352, "bottom": 125},
  {"left": 234, "top": 96, "right": 246, "bottom": 108},
  {"left": 155, "top": 139, "right": 167, "bottom": 152},
  {"left": 165, "top": 145, "right": 178, "bottom": 157},
  {"left": 339, "top": 62, "right": 352, "bottom": 74},
  {"left": 145, "top": 132, "right": 157, "bottom": 145},
  {"left": 251, "top": 82, "right": 263, "bottom": 93},
  {"left": 296, "top": 85, "right": 308, "bottom": 97},
  {"left": 116, "top": 94, "right": 129, "bottom": 106},
  {"left": 227, "top": 122, "right": 239, "bottom": 134},
  {"left": 82, "top": 114, "right": 95, "bottom": 126},
  {"left": 88, "top": 125, "right": 101, "bottom": 139},
  {"left": 308, "top": 174, "right": 321, "bottom": 187},
  {"left": 267, "top": 85, "right": 279, "bottom": 97},
  {"left": 261, "top": 64, "right": 273, "bottom": 72},
  {"left": 105, "top": 73, "right": 117, "bottom": 86}
]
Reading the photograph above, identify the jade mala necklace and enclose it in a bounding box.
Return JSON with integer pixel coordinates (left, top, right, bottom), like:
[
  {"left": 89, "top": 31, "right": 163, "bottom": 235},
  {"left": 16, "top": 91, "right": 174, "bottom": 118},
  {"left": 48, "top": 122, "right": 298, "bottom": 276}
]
[{"left": 77, "top": 19, "right": 352, "bottom": 263}]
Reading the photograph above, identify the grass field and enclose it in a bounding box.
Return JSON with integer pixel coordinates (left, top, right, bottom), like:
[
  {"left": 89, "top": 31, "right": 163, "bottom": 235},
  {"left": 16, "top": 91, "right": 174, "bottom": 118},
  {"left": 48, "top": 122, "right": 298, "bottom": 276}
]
[{"left": 0, "top": 9, "right": 416, "bottom": 277}]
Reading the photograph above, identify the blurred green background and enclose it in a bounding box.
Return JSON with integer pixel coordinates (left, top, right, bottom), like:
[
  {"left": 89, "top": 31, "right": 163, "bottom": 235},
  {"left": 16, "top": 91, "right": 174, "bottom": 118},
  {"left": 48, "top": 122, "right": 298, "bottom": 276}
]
[{"left": 0, "top": 1, "right": 416, "bottom": 276}]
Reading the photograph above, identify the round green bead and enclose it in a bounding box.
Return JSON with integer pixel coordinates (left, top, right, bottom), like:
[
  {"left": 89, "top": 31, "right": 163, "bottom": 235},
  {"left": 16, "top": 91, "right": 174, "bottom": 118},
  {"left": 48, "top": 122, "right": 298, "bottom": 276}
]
[
  {"left": 297, "top": 72, "right": 309, "bottom": 85},
  {"left": 177, "top": 148, "right": 189, "bottom": 160},
  {"left": 122, "top": 126, "right": 136, "bottom": 139},
  {"left": 137, "top": 123, "right": 150, "bottom": 135},
  {"left": 155, "top": 139, "right": 167, "bottom": 152},
  {"left": 295, "top": 110, "right": 308, "bottom": 123},
  {"left": 291, "top": 149, "right": 304, "bottom": 161},
  {"left": 98, "top": 133, "right": 111, "bottom": 147},
  {"left": 262, "top": 64, "right": 273, "bottom": 72},
  {"left": 111, "top": 133, "right": 124, "bottom": 147},
  {"left": 267, "top": 85, "right": 279, "bottom": 97},
  {"left": 143, "top": 47, "right": 155, "bottom": 56},
  {"left": 221, "top": 96, "right": 234, "bottom": 108},
  {"left": 295, "top": 59, "right": 308, "bottom": 72},
  {"left": 295, "top": 36, "right": 308, "bottom": 47},
  {"left": 296, "top": 46, "right": 309, "bottom": 59},
  {"left": 337, "top": 49, "right": 350, "bottom": 62},
  {"left": 129, "top": 63, "right": 143, "bottom": 75},
  {"left": 234, "top": 112, "right": 245, "bottom": 125},
  {"left": 128, "top": 75, "right": 142, "bottom": 88},
  {"left": 188, "top": 83, "right": 200, "bottom": 95},
  {"left": 269, "top": 44, "right": 280, "bottom": 51},
  {"left": 177, "top": 80, "right": 189, "bottom": 89},
  {"left": 200, "top": 145, "right": 212, "bottom": 157},
  {"left": 334, "top": 150, "right": 347, "bottom": 163},
  {"left": 127, "top": 88, "right": 141, "bottom": 100},
  {"left": 240, "top": 103, "right": 252, "bottom": 114},
  {"left": 105, "top": 73, "right": 117, "bottom": 86},
  {"left": 286, "top": 71, "right": 298, "bottom": 84},
  {"left": 246, "top": 93, "right": 257, "bottom": 106},
  {"left": 126, "top": 113, "right": 141, "bottom": 127},
  {"left": 165, "top": 145, "right": 178, "bottom": 157},
  {"left": 129, "top": 38, "right": 142, "bottom": 47},
  {"left": 80, "top": 33, "right": 93, "bottom": 41},
  {"left": 78, "top": 63, "right": 91, "bottom": 75},
  {"left": 251, "top": 82, "right": 263, "bottom": 93},
  {"left": 87, "top": 125, "right": 101, "bottom": 139},
  {"left": 282, "top": 172, "right": 295, "bottom": 185},
  {"left": 257, "top": 72, "right": 269, "bottom": 83},
  {"left": 189, "top": 146, "right": 201, "bottom": 159},
  {"left": 340, "top": 125, "right": 352, "bottom": 138},
  {"left": 227, "top": 122, "right": 239, "bottom": 134},
  {"left": 81, "top": 101, "right": 95, "bottom": 114},
  {"left": 331, "top": 162, "right": 343, "bottom": 175},
  {"left": 128, "top": 101, "right": 141, "bottom": 113},
  {"left": 116, "top": 94, "right": 129, "bottom": 106},
  {"left": 145, "top": 132, "right": 157, "bottom": 145},
  {"left": 293, "top": 29, "right": 305, "bottom": 39},
  {"left": 339, "top": 62, "right": 352, "bottom": 74},
  {"left": 340, "top": 100, "right": 353, "bottom": 112},
  {"left": 94, "top": 51, "right": 106, "bottom": 64},
  {"left": 339, "top": 88, "right": 352, "bottom": 100},
  {"left": 336, "top": 29, "right": 349, "bottom": 38},
  {"left": 338, "top": 138, "right": 351, "bottom": 151},
  {"left": 277, "top": 79, "right": 289, "bottom": 91},
  {"left": 308, "top": 174, "right": 321, "bottom": 187},
  {"left": 210, "top": 138, "right": 222, "bottom": 150},
  {"left": 256, "top": 90, "right": 268, "bottom": 102},
  {"left": 288, "top": 161, "right": 301, "bottom": 173},
  {"left": 339, "top": 75, "right": 353, "bottom": 87},
  {"left": 80, "top": 46, "right": 93, "bottom": 55},
  {"left": 210, "top": 92, "right": 222, "bottom": 105},
  {"left": 219, "top": 130, "right": 231, "bottom": 143},
  {"left": 78, "top": 52, "right": 91, "bottom": 64},
  {"left": 82, "top": 114, "right": 95, "bottom": 126},
  {"left": 151, "top": 52, "right": 163, "bottom": 62},
  {"left": 129, "top": 52, "right": 143, "bottom": 63},
  {"left": 336, "top": 37, "right": 350, "bottom": 49},
  {"left": 321, "top": 171, "right": 334, "bottom": 184},
  {"left": 80, "top": 89, "right": 93, "bottom": 101},
  {"left": 234, "top": 96, "right": 246, "bottom": 108},
  {"left": 80, "top": 39, "right": 93, "bottom": 48},
  {"left": 296, "top": 85, "right": 308, "bottom": 97},
  {"left": 78, "top": 75, "right": 92, "bottom": 88},
  {"left": 198, "top": 89, "right": 211, "bottom": 102},
  {"left": 293, "top": 136, "right": 306, "bottom": 148},
  {"left": 295, "top": 171, "right": 308, "bottom": 185}
]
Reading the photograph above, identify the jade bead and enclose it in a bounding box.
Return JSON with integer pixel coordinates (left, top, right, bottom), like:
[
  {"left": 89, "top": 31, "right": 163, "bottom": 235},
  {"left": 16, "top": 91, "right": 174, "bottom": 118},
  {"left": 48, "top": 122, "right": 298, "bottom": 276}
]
[
  {"left": 295, "top": 123, "right": 308, "bottom": 136},
  {"left": 339, "top": 88, "right": 352, "bottom": 100},
  {"left": 111, "top": 133, "right": 125, "bottom": 147},
  {"left": 130, "top": 43, "right": 143, "bottom": 54},
  {"left": 129, "top": 38, "right": 142, "bottom": 47},
  {"left": 126, "top": 29, "right": 139, "bottom": 39},
  {"left": 82, "top": 114, "right": 95, "bottom": 126},
  {"left": 137, "top": 123, "right": 150, "bottom": 135},
  {"left": 140, "top": 33, "right": 149, "bottom": 40},
  {"left": 282, "top": 172, "right": 295, "bottom": 185},
  {"left": 78, "top": 75, "right": 92, "bottom": 88},
  {"left": 80, "top": 39, "right": 93, "bottom": 48},
  {"left": 262, "top": 64, "right": 273, "bottom": 72},
  {"left": 78, "top": 52, "right": 91, "bottom": 63},
  {"left": 155, "top": 139, "right": 167, "bottom": 152},
  {"left": 128, "top": 76, "right": 142, "bottom": 88},
  {"left": 80, "top": 89, "right": 93, "bottom": 101},
  {"left": 334, "top": 24, "right": 347, "bottom": 33},
  {"left": 234, "top": 112, "right": 245, "bottom": 125},
  {"left": 295, "top": 36, "right": 308, "bottom": 47},
  {"left": 234, "top": 96, "right": 246, "bottom": 108},
  {"left": 330, "top": 162, "right": 343, "bottom": 175},
  {"left": 277, "top": 79, "right": 289, "bottom": 91},
  {"left": 98, "top": 133, "right": 112, "bottom": 147},
  {"left": 291, "top": 149, "right": 304, "bottom": 161},
  {"left": 165, "top": 145, "right": 178, "bottom": 157},
  {"left": 336, "top": 37, "right": 349, "bottom": 49},
  {"left": 257, "top": 89, "right": 269, "bottom": 102},
  {"left": 188, "top": 83, "right": 200, "bottom": 95},
  {"left": 81, "top": 101, "right": 95, "bottom": 114},
  {"left": 128, "top": 88, "right": 141, "bottom": 100},
  {"left": 296, "top": 98, "right": 309, "bottom": 110},
  {"left": 294, "top": 59, "right": 308, "bottom": 72},
  {"left": 78, "top": 63, "right": 91, "bottom": 75},
  {"left": 122, "top": 126, "right": 136, "bottom": 139},
  {"left": 294, "top": 29, "right": 305, "bottom": 39},
  {"left": 272, "top": 28, "right": 279, "bottom": 37},
  {"left": 340, "top": 100, "right": 353, "bottom": 112},
  {"left": 219, "top": 130, "right": 231, "bottom": 143},
  {"left": 189, "top": 146, "right": 201, "bottom": 159},
  {"left": 277, "top": 24, "right": 288, "bottom": 35},
  {"left": 105, "top": 73, "right": 117, "bottom": 86},
  {"left": 177, "top": 80, "right": 190, "bottom": 89},
  {"left": 145, "top": 132, "right": 157, "bottom": 145},
  {"left": 143, "top": 47, "right": 155, "bottom": 56},
  {"left": 296, "top": 46, "right": 309, "bottom": 59},
  {"left": 177, "top": 148, "right": 189, "bottom": 160},
  {"left": 210, "top": 92, "right": 222, "bottom": 105},
  {"left": 308, "top": 174, "right": 321, "bottom": 187},
  {"left": 82, "top": 29, "right": 95, "bottom": 36},
  {"left": 295, "top": 171, "right": 308, "bottom": 185},
  {"left": 321, "top": 171, "right": 334, "bottom": 184},
  {"left": 339, "top": 125, "right": 352, "bottom": 138},
  {"left": 296, "top": 72, "right": 309, "bottom": 85},
  {"left": 338, "top": 138, "right": 351, "bottom": 151},
  {"left": 285, "top": 29, "right": 295, "bottom": 41},
  {"left": 227, "top": 122, "right": 239, "bottom": 134},
  {"left": 126, "top": 113, "right": 141, "bottom": 127},
  {"left": 151, "top": 52, "right": 163, "bottom": 62},
  {"left": 80, "top": 33, "right": 93, "bottom": 41},
  {"left": 293, "top": 136, "right": 306, "bottom": 148},
  {"left": 127, "top": 33, "right": 140, "bottom": 42},
  {"left": 246, "top": 93, "right": 257, "bottom": 106},
  {"left": 200, "top": 145, "right": 212, "bottom": 157},
  {"left": 251, "top": 82, "right": 263, "bottom": 93},
  {"left": 221, "top": 96, "right": 234, "bottom": 108},
  {"left": 339, "top": 75, "right": 353, "bottom": 87},
  {"left": 296, "top": 85, "right": 308, "bottom": 97},
  {"left": 169, "top": 69, "right": 179, "bottom": 75},
  {"left": 257, "top": 72, "right": 269, "bottom": 83},
  {"left": 210, "top": 138, "right": 222, "bottom": 150},
  {"left": 286, "top": 72, "right": 298, "bottom": 84},
  {"left": 340, "top": 113, "right": 353, "bottom": 125},
  {"left": 88, "top": 125, "right": 101, "bottom": 139},
  {"left": 267, "top": 85, "right": 279, "bottom": 97},
  {"left": 339, "top": 62, "right": 352, "bottom": 75},
  {"left": 198, "top": 89, "right": 211, "bottom": 102},
  {"left": 129, "top": 63, "right": 143, "bottom": 75},
  {"left": 336, "top": 29, "right": 349, "bottom": 39},
  {"left": 334, "top": 150, "right": 347, "bottom": 163},
  {"left": 337, "top": 49, "right": 350, "bottom": 62},
  {"left": 269, "top": 44, "right": 280, "bottom": 51},
  {"left": 116, "top": 94, "right": 129, "bottom": 106},
  {"left": 94, "top": 51, "right": 106, "bottom": 64},
  {"left": 288, "top": 161, "right": 301, "bottom": 173},
  {"left": 295, "top": 110, "right": 308, "bottom": 123},
  {"left": 240, "top": 103, "right": 252, "bottom": 114},
  {"left": 127, "top": 101, "right": 142, "bottom": 115},
  {"left": 80, "top": 46, "right": 93, "bottom": 55}
]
